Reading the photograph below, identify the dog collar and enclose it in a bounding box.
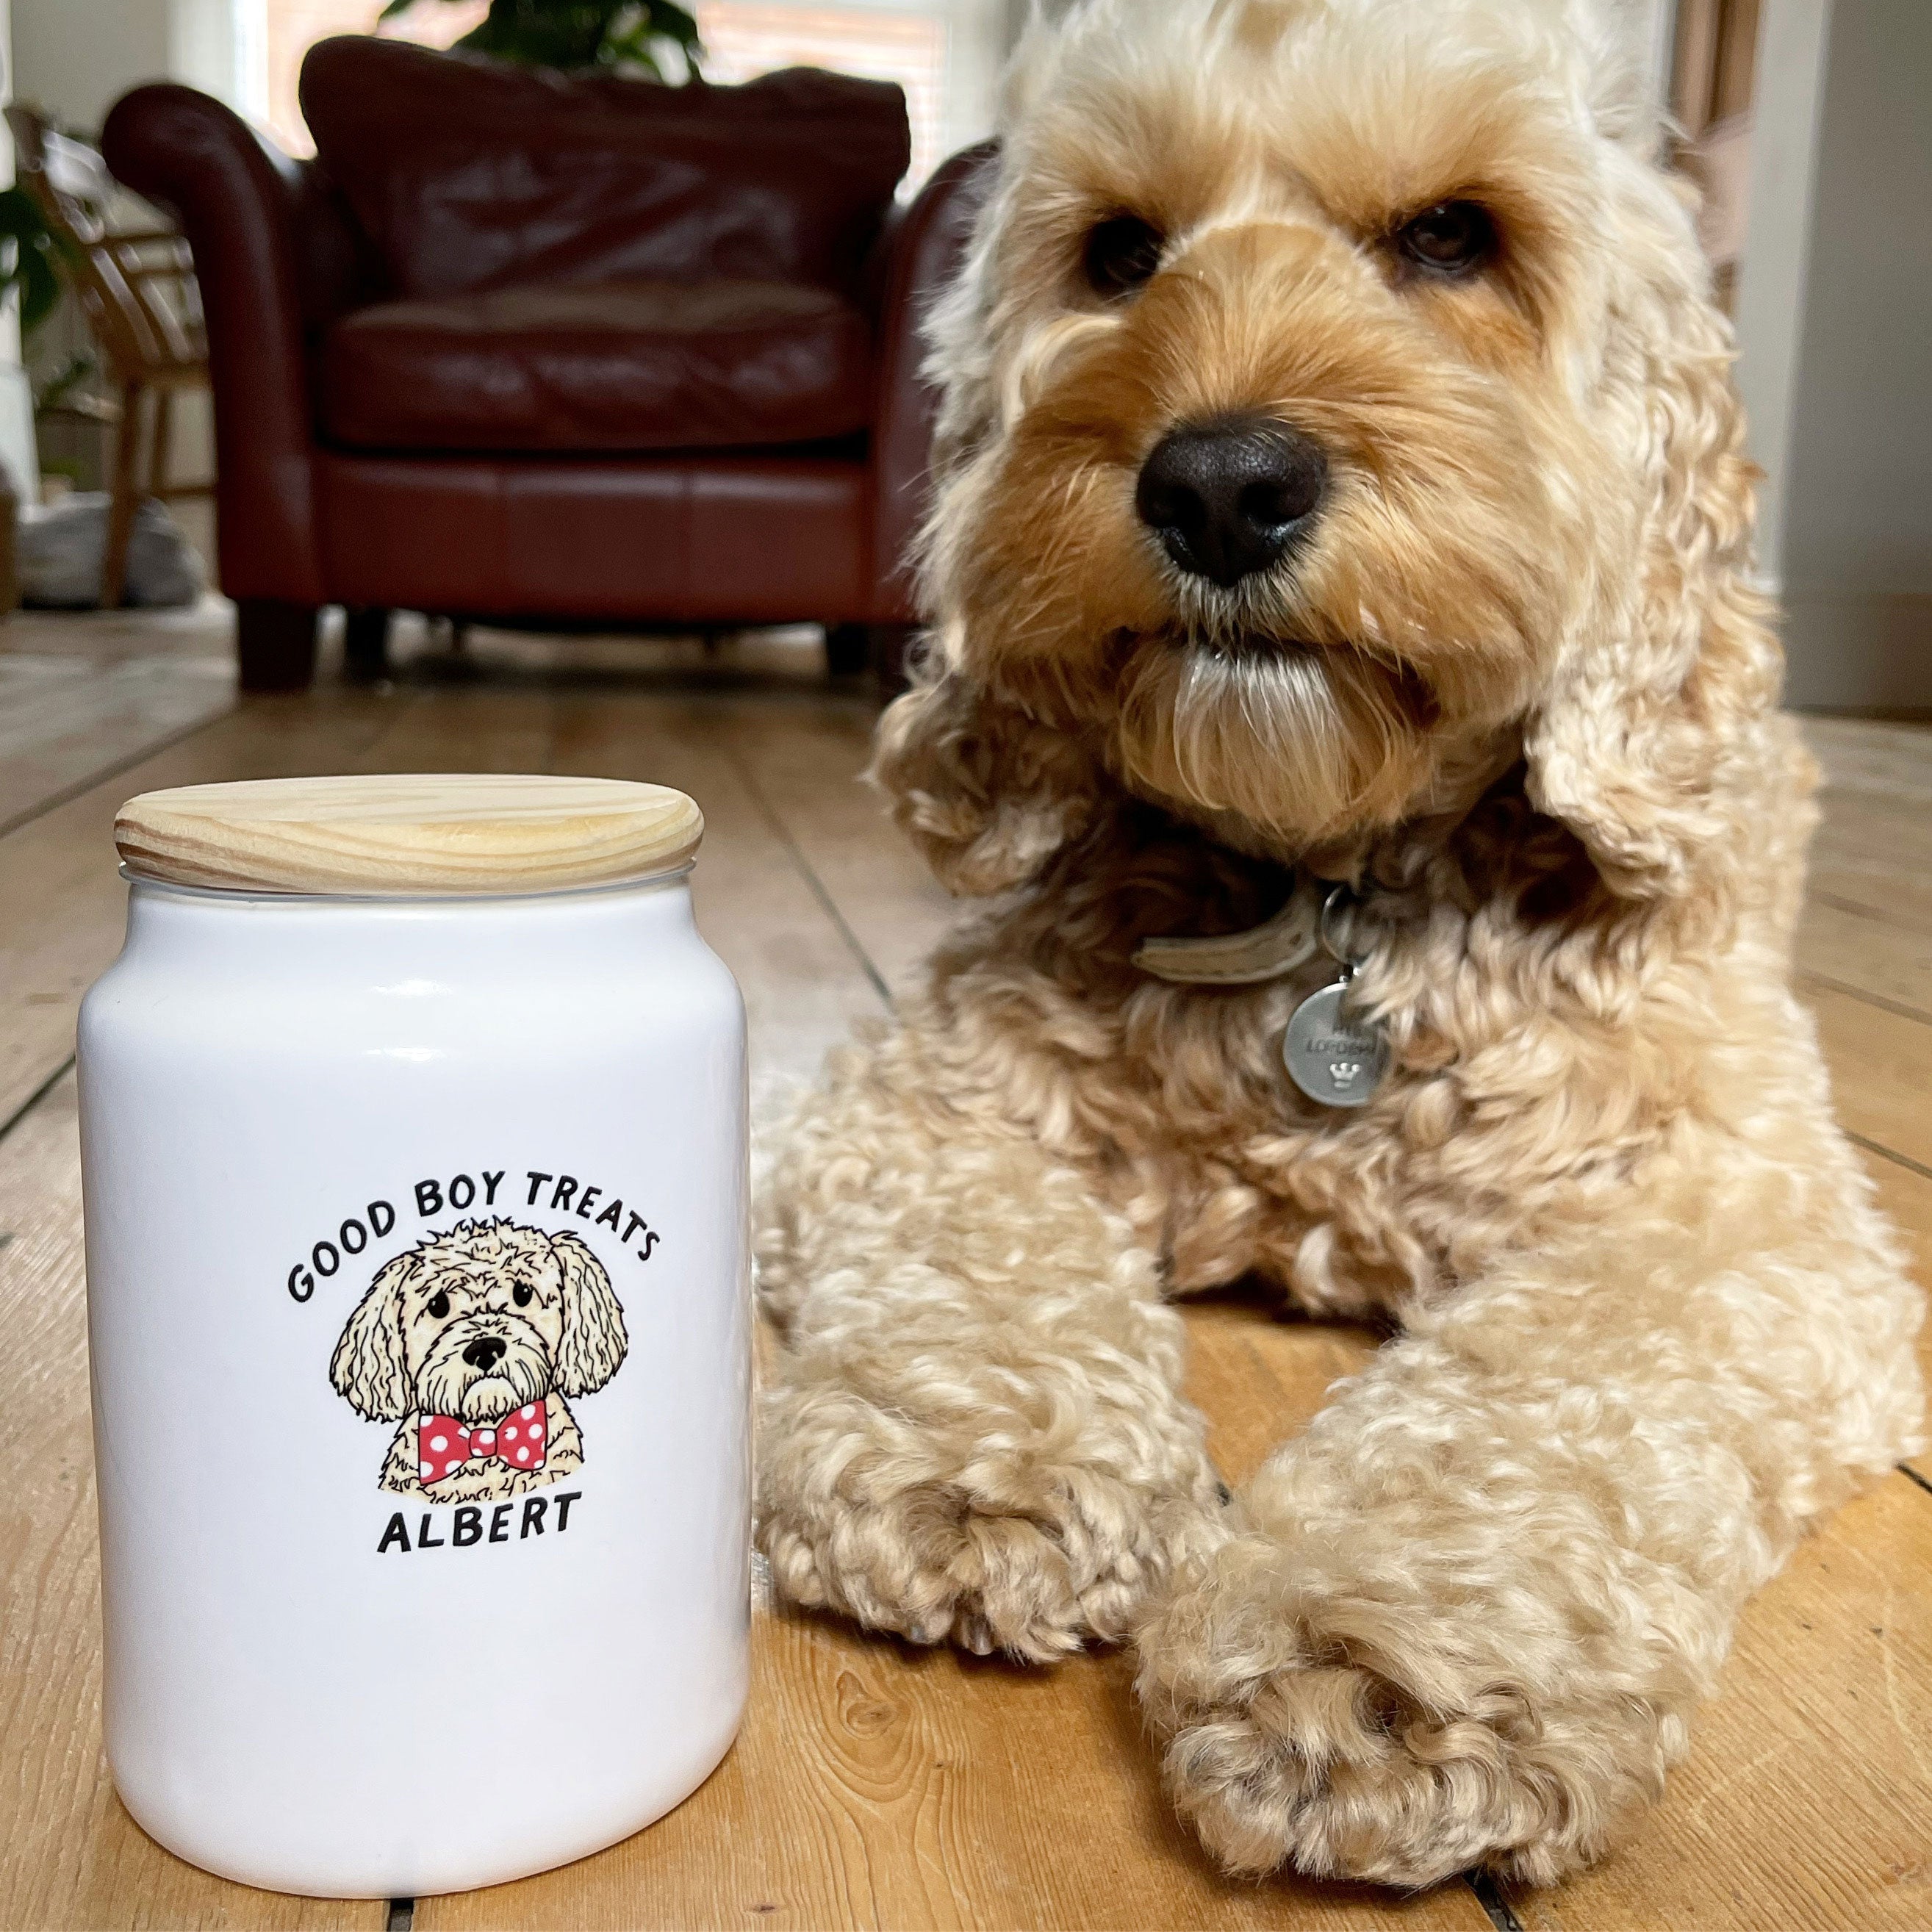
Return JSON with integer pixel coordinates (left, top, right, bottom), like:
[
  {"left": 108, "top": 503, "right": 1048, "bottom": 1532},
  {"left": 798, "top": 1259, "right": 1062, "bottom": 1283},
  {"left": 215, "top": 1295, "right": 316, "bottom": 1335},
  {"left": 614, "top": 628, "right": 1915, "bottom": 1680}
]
[
  {"left": 1131, "top": 872, "right": 1324, "bottom": 984},
  {"left": 1132, "top": 877, "right": 1390, "bottom": 1107}
]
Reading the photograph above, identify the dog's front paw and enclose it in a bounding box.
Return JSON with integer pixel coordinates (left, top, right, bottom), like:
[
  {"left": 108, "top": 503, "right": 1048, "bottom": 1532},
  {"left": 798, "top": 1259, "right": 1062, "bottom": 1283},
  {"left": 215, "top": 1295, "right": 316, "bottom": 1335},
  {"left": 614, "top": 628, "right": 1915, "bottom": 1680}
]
[
  {"left": 1136, "top": 1532, "right": 1676, "bottom": 1888},
  {"left": 757, "top": 1382, "right": 1228, "bottom": 1663}
]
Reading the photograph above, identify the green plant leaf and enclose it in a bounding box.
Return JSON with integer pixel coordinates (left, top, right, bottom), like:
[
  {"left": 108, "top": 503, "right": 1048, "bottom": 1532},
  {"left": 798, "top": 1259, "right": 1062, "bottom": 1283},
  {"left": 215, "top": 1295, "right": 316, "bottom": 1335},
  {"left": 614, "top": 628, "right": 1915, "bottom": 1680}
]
[
  {"left": 652, "top": 2, "right": 702, "bottom": 51},
  {"left": 33, "top": 351, "right": 96, "bottom": 414},
  {"left": 0, "top": 185, "right": 69, "bottom": 339},
  {"left": 434, "top": 0, "right": 700, "bottom": 75},
  {"left": 18, "top": 247, "right": 62, "bottom": 335}
]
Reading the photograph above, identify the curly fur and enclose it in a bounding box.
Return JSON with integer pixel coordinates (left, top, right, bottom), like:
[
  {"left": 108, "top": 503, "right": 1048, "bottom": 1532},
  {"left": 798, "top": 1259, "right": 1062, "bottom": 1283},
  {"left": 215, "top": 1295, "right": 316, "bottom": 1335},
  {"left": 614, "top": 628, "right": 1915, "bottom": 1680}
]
[{"left": 755, "top": 0, "right": 1926, "bottom": 1891}]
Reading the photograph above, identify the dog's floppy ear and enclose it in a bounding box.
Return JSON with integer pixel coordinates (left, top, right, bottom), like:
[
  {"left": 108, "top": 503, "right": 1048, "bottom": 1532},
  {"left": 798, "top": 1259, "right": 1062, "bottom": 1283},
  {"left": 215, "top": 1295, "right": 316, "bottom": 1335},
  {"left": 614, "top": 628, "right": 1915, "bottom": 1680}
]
[
  {"left": 550, "top": 1230, "right": 628, "bottom": 1397},
  {"left": 330, "top": 1252, "right": 417, "bottom": 1421},
  {"left": 1565, "top": 0, "right": 1669, "bottom": 154},
  {"left": 868, "top": 644, "right": 1100, "bottom": 896},
  {"left": 1521, "top": 226, "right": 1781, "bottom": 902}
]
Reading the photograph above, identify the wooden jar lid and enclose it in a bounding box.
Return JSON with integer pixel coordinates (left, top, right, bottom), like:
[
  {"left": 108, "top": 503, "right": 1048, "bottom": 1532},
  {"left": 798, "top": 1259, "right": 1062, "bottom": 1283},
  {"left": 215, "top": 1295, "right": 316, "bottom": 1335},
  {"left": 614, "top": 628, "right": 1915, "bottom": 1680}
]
[{"left": 115, "top": 775, "right": 703, "bottom": 897}]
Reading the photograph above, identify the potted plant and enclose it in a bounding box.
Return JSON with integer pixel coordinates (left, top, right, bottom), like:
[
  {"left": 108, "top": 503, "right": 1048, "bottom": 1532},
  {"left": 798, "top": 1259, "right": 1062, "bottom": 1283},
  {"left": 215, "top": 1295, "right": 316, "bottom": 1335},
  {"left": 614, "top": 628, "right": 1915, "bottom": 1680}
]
[{"left": 378, "top": 0, "right": 703, "bottom": 77}]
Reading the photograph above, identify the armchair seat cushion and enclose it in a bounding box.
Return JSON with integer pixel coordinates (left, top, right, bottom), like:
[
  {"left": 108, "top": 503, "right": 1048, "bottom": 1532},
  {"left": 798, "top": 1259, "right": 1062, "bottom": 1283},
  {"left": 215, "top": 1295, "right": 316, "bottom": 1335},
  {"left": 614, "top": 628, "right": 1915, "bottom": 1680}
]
[{"left": 320, "top": 279, "right": 874, "bottom": 453}]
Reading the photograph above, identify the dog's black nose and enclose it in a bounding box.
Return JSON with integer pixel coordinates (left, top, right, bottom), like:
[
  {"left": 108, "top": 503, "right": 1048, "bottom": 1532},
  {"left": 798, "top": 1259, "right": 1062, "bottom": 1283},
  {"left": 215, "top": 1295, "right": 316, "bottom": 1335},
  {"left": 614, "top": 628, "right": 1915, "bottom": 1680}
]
[
  {"left": 1135, "top": 417, "right": 1327, "bottom": 588},
  {"left": 462, "top": 1337, "right": 507, "bottom": 1371}
]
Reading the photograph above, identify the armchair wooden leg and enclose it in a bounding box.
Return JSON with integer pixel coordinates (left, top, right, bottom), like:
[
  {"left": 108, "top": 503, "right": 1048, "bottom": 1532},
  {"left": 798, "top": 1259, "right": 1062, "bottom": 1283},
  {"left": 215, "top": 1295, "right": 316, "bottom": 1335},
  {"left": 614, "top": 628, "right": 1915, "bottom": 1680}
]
[
  {"left": 236, "top": 600, "right": 319, "bottom": 694},
  {"left": 869, "top": 624, "right": 917, "bottom": 694},
  {"left": 148, "top": 389, "right": 174, "bottom": 499},
  {"left": 342, "top": 606, "right": 392, "bottom": 684},
  {"left": 102, "top": 381, "right": 146, "bottom": 609},
  {"left": 825, "top": 623, "right": 870, "bottom": 678}
]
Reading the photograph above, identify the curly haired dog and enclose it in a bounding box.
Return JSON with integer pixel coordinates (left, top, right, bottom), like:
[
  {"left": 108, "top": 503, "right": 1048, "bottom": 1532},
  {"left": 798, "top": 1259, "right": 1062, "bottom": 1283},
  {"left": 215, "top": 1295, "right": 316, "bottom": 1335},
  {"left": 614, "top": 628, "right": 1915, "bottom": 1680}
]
[
  {"left": 331, "top": 1218, "right": 628, "bottom": 1502},
  {"left": 753, "top": 0, "right": 1926, "bottom": 1892}
]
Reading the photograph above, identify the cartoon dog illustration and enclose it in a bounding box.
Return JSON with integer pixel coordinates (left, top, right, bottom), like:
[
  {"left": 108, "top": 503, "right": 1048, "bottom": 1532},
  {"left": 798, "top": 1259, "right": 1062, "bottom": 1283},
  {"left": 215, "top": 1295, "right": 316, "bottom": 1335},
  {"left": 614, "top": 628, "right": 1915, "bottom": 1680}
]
[{"left": 330, "top": 1218, "right": 628, "bottom": 1501}]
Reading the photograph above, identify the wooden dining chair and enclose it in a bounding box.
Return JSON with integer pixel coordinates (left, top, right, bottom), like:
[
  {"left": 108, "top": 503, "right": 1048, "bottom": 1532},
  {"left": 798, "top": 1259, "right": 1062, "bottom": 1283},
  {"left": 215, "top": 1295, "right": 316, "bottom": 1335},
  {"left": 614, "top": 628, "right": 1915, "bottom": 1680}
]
[{"left": 6, "top": 103, "right": 212, "bottom": 608}]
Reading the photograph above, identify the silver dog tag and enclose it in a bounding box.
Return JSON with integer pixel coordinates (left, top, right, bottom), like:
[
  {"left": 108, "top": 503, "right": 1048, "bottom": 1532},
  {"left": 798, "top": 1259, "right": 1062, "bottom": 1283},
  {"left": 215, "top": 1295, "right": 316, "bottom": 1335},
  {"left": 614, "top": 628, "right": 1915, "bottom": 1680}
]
[{"left": 1283, "top": 977, "right": 1387, "bottom": 1108}]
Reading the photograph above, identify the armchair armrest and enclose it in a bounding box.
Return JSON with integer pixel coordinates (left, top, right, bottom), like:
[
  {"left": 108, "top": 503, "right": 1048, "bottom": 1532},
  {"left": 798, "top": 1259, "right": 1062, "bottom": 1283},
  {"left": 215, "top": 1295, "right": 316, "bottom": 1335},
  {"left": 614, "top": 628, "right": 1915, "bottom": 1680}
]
[
  {"left": 101, "top": 84, "right": 331, "bottom": 606},
  {"left": 868, "top": 141, "right": 1000, "bottom": 622}
]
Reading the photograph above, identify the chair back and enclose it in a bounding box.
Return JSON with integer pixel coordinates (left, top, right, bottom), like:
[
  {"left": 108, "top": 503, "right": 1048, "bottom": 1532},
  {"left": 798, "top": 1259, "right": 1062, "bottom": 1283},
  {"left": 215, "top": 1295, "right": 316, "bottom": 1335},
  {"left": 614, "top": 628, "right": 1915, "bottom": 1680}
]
[
  {"left": 298, "top": 37, "right": 911, "bottom": 305},
  {"left": 6, "top": 101, "right": 206, "bottom": 379}
]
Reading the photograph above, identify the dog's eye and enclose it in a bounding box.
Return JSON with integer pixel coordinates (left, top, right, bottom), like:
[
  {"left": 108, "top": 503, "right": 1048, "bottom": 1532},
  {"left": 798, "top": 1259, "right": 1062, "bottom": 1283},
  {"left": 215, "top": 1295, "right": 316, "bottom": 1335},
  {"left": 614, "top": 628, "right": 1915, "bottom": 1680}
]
[
  {"left": 513, "top": 1284, "right": 533, "bottom": 1307},
  {"left": 1084, "top": 214, "right": 1166, "bottom": 298},
  {"left": 1396, "top": 201, "right": 1496, "bottom": 276},
  {"left": 426, "top": 1290, "right": 450, "bottom": 1320}
]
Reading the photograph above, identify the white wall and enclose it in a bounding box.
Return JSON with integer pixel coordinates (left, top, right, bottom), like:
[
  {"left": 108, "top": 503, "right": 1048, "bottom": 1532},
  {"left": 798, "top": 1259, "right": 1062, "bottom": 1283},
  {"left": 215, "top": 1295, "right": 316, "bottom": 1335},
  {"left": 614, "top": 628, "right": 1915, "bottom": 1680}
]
[
  {"left": 11, "top": 0, "right": 171, "bottom": 132},
  {"left": 171, "top": 0, "right": 240, "bottom": 102},
  {"left": 701, "top": 0, "right": 1007, "bottom": 178},
  {"left": 1732, "top": 0, "right": 1831, "bottom": 599},
  {"left": 0, "top": 0, "right": 45, "bottom": 503},
  {"left": 1736, "top": 0, "right": 1932, "bottom": 709},
  {"left": 12, "top": 0, "right": 239, "bottom": 129}
]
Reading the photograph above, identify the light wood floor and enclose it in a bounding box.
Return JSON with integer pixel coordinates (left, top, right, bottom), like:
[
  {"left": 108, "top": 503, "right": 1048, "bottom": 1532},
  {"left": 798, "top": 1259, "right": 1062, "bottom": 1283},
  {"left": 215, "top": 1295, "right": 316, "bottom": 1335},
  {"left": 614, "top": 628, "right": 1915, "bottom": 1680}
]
[{"left": 2, "top": 606, "right": 1929, "bottom": 1932}]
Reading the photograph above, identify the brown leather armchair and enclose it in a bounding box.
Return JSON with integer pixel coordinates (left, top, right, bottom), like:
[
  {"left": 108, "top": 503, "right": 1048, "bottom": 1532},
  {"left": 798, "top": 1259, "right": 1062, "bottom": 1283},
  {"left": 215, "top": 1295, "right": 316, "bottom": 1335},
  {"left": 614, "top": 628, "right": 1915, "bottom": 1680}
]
[{"left": 101, "top": 37, "right": 994, "bottom": 692}]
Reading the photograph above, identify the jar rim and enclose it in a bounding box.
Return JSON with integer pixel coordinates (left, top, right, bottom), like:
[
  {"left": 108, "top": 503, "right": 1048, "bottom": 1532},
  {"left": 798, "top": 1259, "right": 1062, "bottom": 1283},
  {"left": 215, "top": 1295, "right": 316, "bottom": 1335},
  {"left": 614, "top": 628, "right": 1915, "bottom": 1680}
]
[{"left": 121, "top": 859, "right": 697, "bottom": 908}]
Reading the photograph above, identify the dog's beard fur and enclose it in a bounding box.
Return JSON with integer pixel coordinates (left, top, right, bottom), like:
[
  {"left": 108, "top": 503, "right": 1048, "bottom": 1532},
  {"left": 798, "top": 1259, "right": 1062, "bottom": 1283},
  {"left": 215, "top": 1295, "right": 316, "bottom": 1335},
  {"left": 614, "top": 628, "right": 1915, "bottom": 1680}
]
[
  {"left": 418, "top": 1318, "right": 553, "bottom": 1423},
  {"left": 1115, "top": 636, "right": 1439, "bottom": 842}
]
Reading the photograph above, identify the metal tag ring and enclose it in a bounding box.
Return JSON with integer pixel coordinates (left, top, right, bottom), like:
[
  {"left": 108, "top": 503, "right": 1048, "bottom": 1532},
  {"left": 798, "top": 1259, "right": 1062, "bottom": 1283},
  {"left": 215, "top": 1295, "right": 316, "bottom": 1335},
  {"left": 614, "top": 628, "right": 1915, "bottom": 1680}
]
[{"left": 1318, "top": 884, "right": 1360, "bottom": 971}]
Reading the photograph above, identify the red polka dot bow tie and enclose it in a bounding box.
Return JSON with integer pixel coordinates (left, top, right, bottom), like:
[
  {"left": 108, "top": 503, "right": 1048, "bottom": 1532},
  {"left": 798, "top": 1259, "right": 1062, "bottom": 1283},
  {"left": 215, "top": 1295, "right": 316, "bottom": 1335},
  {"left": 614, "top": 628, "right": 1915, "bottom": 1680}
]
[{"left": 417, "top": 1401, "right": 548, "bottom": 1486}]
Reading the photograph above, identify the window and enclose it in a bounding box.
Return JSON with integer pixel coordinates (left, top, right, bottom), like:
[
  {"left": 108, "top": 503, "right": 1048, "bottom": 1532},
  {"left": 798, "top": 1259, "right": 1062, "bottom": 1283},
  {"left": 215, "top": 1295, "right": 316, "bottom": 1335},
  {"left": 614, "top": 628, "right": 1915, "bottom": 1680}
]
[
  {"left": 697, "top": 4, "right": 948, "bottom": 185},
  {"left": 245, "top": 1, "right": 488, "bottom": 158}
]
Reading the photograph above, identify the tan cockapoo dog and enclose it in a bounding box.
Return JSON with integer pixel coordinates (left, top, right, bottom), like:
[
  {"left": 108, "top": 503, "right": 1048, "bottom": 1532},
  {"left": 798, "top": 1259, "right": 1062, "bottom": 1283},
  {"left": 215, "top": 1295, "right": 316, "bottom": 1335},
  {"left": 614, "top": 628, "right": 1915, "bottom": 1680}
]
[{"left": 755, "top": 0, "right": 1926, "bottom": 1891}]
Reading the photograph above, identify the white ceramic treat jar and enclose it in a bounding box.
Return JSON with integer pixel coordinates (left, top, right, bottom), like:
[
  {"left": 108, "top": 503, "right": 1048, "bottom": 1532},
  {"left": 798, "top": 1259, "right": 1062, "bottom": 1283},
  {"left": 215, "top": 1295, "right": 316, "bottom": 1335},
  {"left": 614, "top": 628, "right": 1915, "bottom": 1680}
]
[{"left": 77, "top": 775, "right": 751, "bottom": 1898}]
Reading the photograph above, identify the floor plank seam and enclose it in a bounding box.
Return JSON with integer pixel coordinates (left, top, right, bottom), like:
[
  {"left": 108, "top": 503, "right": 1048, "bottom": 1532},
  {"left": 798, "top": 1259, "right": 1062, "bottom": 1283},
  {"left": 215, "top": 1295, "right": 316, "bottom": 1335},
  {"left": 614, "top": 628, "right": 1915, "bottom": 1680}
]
[
  {"left": 1809, "top": 886, "right": 1932, "bottom": 941},
  {"left": 1845, "top": 1130, "right": 1932, "bottom": 1185},
  {"left": 1798, "top": 969, "right": 1932, "bottom": 1033},
  {"left": 0, "top": 703, "right": 237, "bottom": 844},
  {"left": 721, "top": 738, "right": 894, "bottom": 1010},
  {"left": 1465, "top": 1870, "right": 1529, "bottom": 1932},
  {"left": 0, "top": 1055, "right": 74, "bottom": 1151}
]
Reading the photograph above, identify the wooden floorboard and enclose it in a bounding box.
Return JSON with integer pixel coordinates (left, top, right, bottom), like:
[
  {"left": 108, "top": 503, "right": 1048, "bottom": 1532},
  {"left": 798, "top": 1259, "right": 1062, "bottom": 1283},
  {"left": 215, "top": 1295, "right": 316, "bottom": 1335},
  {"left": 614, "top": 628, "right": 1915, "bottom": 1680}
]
[
  {"left": 1801, "top": 719, "right": 1932, "bottom": 938},
  {"left": 1806, "top": 982, "right": 1932, "bottom": 1175},
  {"left": 712, "top": 700, "right": 960, "bottom": 998},
  {"left": 1504, "top": 1475, "right": 1932, "bottom": 1932},
  {"left": 1861, "top": 1154, "right": 1932, "bottom": 1480},
  {"left": 0, "top": 601, "right": 234, "bottom": 835},
  {"left": 0, "top": 636, "right": 1925, "bottom": 1931},
  {"left": 1809, "top": 801, "right": 1932, "bottom": 938},
  {"left": 547, "top": 688, "right": 897, "bottom": 1118},
  {"left": 0, "top": 692, "right": 414, "bottom": 1129},
  {"left": 1798, "top": 899, "right": 1932, "bottom": 1028},
  {"left": 420, "top": 1594, "right": 1487, "bottom": 1932}
]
